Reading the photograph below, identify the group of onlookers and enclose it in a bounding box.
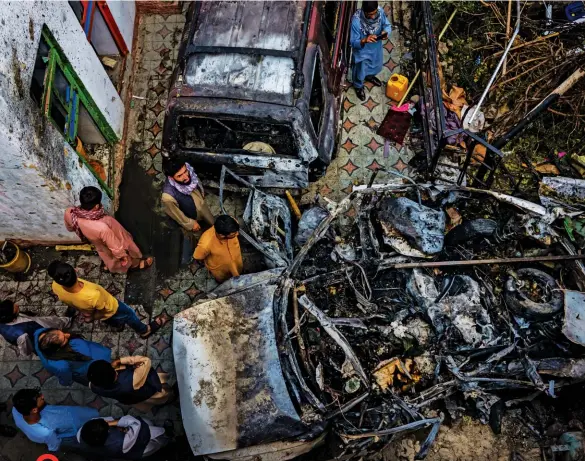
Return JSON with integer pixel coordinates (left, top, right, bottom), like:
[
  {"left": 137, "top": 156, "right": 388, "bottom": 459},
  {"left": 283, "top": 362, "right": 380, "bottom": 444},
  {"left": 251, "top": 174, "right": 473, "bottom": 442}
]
[{"left": 0, "top": 157, "right": 246, "bottom": 458}]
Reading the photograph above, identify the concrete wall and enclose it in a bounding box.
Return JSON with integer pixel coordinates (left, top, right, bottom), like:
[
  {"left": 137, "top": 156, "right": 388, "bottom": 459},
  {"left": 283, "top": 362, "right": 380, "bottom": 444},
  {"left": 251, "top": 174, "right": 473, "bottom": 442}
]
[
  {"left": 107, "top": 0, "right": 136, "bottom": 51},
  {"left": 0, "top": 1, "right": 118, "bottom": 243}
]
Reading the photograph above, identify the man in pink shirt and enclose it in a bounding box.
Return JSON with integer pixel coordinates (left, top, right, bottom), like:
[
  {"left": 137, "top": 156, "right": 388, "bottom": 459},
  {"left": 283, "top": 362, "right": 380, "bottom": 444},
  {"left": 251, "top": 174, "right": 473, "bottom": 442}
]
[{"left": 65, "top": 187, "right": 153, "bottom": 273}]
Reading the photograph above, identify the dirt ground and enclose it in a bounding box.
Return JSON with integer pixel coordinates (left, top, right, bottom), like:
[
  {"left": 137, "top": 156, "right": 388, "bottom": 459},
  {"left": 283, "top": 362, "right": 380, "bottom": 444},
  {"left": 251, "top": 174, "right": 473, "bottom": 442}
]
[{"left": 383, "top": 419, "right": 539, "bottom": 461}]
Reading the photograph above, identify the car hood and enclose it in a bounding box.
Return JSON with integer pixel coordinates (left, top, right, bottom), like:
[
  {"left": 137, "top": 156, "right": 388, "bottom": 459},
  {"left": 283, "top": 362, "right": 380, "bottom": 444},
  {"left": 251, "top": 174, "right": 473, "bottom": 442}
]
[{"left": 173, "top": 270, "right": 307, "bottom": 456}]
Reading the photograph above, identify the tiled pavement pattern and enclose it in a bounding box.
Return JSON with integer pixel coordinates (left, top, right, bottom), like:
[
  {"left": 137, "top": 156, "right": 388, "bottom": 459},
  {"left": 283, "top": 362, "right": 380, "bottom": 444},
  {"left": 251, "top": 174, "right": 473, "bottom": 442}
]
[
  {"left": 301, "top": 3, "right": 414, "bottom": 205},
  {"left": 0, "top": 5, "right": 413, "bottom": 459},
  {"left": 0, "top": 255, "right": 178, "bottom": 425},
  {"left": 129, "top": 13, "right": 185, "bottom": 186}
]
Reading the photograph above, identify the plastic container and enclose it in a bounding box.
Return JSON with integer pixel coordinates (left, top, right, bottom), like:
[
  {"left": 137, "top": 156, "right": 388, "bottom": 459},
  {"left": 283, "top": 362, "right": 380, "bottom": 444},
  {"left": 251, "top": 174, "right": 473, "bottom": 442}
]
[
  {"left": 566, "top": 2, "right": 585, "bottom": 22},
  {"left": 386, "top": 74, "right": 409, "bottom": 102},
  {"left": 0, "top": 241, "right": 31, "bottom": 274}
]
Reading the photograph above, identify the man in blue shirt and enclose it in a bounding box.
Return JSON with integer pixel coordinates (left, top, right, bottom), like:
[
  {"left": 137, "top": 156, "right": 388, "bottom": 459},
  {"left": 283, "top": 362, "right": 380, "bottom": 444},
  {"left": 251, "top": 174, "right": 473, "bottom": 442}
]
[
  {"left": 12, "top": 389, "right": 98, "bottom": 452},
  {"left": 350, "top": 1, "right": 392, "bottom": 101},
  {"left": 0, "top": 299, "right": 70, "bottom": 356}
]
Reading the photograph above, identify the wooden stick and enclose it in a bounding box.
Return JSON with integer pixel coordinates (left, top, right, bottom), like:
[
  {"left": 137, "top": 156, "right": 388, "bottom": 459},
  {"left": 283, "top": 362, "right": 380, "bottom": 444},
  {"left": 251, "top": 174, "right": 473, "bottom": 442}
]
[
  {"left": 491, "top": 32, "right": 560, "bottom": 58},
  {"left": 493, "top": 59, "right": 548, "bottom": 89},
  {"left": 548, "top": 108, "right": 585, "bottom": 118},
  {"left": 285, "top": 190, "right": 302, "bottom": 220},
  {"left": 396, "top": 8, "right": 457, "bottom": 107},
  {"left": 505, "top": 56, "right": 546, "bottom": 75},
  {"left": 504, "top": 0, "right": 512, "bottom": 75},
  {"left": 391, "top": 254, "right": 585, "bottom": 269},
  {"left": 55, "top": 244, "right": 93, "bottom": 252},
  {"left": 398, "top": 70, "right": 420, "bottom": 107}
]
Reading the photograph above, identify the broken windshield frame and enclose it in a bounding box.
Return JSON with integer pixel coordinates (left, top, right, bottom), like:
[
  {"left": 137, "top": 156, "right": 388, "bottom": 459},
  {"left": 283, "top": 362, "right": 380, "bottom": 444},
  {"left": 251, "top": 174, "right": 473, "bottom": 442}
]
[{"left": 178, "top": 115, "right": 298, "bottom": 157}]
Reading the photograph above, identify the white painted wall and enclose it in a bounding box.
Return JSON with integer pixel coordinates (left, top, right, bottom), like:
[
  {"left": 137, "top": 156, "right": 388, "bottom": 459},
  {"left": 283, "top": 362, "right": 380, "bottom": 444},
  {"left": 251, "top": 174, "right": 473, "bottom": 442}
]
[
  {"left": 0, "top": 1, "right": 116, "bottom": 243},
  {"left": 107, "top": 0, "right": 136, "bottom": 52}
]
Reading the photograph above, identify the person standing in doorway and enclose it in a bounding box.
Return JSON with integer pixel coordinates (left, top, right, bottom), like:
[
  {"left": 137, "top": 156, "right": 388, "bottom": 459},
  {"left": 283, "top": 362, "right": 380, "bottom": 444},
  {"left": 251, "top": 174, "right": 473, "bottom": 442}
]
[
  {"left": 48, "top": 261, "right": 168, "bottom": 338},
  {"left": 161, "top": 158, "right": 215, "bottom": 264},
  {"left": 65, "top": 186, "right": 153, "bottom": 273},
  {"left": 350, "top": 1, "right": 392, "bottom": 101},
  {"left": 193, "top": 215, "right": 243, "bottom": 283}
]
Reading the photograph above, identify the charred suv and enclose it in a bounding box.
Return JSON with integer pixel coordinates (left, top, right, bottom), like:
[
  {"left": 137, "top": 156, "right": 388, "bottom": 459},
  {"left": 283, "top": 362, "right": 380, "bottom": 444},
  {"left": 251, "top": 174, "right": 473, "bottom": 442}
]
[{"left": 162, "top": 0, "right": 355, "bottom": 189}]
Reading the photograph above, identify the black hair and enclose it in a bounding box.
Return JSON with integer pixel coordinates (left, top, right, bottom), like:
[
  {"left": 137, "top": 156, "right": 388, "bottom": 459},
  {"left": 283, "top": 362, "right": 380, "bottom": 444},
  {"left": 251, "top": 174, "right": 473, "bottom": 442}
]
[
  {"left": 162, "top": 157, "right": 186, "bottom": 178},
  {"left": 47, "top": 261, "right": 78, "bottom": 288},
  {"left": 88, "top": 360, "right": 117, "bottom": 388},
  {"left": 362, "top": 1, "right": 378, "bottom": 13},
  {"left": 79, "top": 186, "right": 102, "bottom": 211},
  {"left": 214, "top": 215, "right": 239, "bottom": 236},
  {"left": 80, "top": 419, "right": 110, "bottom": 447},
  {"left": 38, "top": 329, "right": 91, "bottom": 362},
  {"left": 13, "top": 389, "right": 41, "bottom": 416},
  {"left": 0, "top": 300, "right": 17, "bottom": 324}
]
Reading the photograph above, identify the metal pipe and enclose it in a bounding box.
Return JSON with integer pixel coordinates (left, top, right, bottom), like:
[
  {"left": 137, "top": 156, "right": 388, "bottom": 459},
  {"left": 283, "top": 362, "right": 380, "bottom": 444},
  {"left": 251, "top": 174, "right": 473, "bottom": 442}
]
[
  {"left": 468, "top": 0, "right": 521, "bottom": 124},
  {"left": 391, "top": 253, "right": 585, "bottom": 269}
]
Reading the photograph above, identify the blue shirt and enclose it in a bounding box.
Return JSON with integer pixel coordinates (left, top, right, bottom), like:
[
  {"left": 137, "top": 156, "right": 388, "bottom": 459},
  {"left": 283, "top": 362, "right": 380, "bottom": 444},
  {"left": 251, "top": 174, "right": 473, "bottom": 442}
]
[
  {"left": 34, "top": 328, "right": 112, "bottom": 386},
  {"left": 350, "top": 8, "right": 392, "bottom": 65},
  {"left": 12, "top": 405, "right": 98, "bottom": 451}
]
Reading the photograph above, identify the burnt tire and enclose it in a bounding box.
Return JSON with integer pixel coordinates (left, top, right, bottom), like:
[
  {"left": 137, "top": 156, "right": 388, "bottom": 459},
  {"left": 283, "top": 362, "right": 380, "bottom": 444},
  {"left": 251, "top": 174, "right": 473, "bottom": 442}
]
[{"left": 504, "top": 268, "right": 563, "bottom": 319}]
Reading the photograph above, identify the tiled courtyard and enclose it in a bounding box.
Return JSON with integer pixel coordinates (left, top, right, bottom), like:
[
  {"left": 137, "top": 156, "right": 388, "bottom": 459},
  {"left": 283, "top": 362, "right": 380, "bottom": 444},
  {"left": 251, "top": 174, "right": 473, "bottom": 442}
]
[
  {"left": 0, "top": 3, "right": 414, "bottom": 460},
  {"left": 0, "top": 252, "right": 182, "bottom": 461},
  {"left": 301, "top": 4, "right": 414, "bottom": 204}
]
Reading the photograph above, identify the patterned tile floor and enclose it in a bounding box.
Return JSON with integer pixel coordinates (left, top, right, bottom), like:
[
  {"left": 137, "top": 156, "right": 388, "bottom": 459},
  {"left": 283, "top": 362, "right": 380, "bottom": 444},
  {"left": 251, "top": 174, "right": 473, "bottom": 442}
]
[
  {"left": 0, "top": 5, "right": 414, "bottom": 459},
  {"left": 0, "top": 253, "right": 180, "bottom": 460},
  {"left": 301, "top": 3, "right": 414, "bottom": 205}
]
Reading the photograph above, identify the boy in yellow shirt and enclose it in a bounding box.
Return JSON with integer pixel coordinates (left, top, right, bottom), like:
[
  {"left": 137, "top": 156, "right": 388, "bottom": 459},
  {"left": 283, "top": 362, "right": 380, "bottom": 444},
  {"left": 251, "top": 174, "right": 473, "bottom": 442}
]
[
  {"left": 193, "top": 215, "right": 243, "bottom": 283},
  {"left": 48, "top": 261, "right": 168, "bottom": 338}
]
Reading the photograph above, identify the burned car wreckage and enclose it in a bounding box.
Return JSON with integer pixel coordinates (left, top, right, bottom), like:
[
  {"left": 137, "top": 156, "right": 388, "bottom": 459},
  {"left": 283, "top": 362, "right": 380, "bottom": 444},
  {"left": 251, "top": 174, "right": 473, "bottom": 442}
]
[
  {"left": 166, "top": 2, "right": 585, "bottom": 459},
  {"left": 162, "top": 1, "right": 355, "bottom": 189},
  {"left": 173, "top": 166, "right": 585, "bottom": 460}
]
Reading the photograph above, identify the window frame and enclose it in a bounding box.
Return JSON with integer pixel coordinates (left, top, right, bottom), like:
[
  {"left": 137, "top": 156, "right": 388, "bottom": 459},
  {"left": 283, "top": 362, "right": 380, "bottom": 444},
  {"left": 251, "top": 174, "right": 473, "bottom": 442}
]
[
  {"left": 70, "top": 0, "right": 129, "bottom": 56},
  {"left": 309, "top": 50, "right": 326, "bottom": 138},
  {"left": 37, "top": 26, "right": 115, "bottom": 197}
]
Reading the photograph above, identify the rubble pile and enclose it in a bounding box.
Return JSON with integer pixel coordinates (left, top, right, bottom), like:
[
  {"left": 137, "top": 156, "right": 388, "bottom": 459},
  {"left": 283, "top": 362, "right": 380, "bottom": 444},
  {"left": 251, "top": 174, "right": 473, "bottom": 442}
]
[{"left": 282, "top": 179, "right": 585, "bottom": 460}]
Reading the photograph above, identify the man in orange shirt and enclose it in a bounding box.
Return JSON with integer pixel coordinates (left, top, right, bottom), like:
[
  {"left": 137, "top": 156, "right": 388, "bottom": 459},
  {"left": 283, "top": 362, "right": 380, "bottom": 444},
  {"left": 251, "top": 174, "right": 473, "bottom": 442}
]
[{"left": 193, "top": 215, "right": 243, "bottom": 283}]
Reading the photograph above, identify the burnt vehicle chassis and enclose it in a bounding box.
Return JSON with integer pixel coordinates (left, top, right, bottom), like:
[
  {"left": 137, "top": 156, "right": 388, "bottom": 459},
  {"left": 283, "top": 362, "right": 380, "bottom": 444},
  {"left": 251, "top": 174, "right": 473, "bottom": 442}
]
[{"left": 177, "top": 164, "right": 585, "bottom": 460}]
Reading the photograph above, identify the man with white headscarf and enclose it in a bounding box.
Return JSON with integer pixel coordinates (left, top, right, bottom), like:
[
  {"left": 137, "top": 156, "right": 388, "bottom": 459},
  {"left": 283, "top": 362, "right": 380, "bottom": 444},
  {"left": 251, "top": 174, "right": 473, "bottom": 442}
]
[{"left": 350, "top": 1, "right": 392, "bottom": 101}]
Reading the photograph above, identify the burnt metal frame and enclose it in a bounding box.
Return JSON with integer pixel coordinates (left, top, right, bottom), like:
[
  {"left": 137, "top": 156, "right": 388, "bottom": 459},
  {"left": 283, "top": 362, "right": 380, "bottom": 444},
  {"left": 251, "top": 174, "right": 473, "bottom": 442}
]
[{"left": 413, "top": 1, "right": 507, "bottom": 190}]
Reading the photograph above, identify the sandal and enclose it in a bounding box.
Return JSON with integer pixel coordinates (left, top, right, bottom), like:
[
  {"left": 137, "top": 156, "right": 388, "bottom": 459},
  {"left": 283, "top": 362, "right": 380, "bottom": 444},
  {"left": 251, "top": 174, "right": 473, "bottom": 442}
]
[
  {"left": 140, "top": 312, "right": 172, "bottom": 338},
  {"left": 130, "top": 256, "right": 154, "bottom": 272}
]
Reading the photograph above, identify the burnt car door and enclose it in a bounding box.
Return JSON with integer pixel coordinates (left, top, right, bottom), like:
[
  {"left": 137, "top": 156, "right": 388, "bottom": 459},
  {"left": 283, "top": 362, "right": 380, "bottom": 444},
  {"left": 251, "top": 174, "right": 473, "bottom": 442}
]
[
  {"left": 306, "top": 1, "right": 356, "bottom": 167},
  {"left": 321, "top": 0, "right": 356, "bottom": 94}
]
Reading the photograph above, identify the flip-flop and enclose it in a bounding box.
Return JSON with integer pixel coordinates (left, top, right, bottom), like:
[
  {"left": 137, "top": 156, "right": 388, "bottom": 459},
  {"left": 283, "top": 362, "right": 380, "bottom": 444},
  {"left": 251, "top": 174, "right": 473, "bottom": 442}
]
[
  {"left": 129, "top": 256, "right": 154, "bottom": 272},
  {"left": 141, "top": 312, "right": 171, "bottom": 338}
]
